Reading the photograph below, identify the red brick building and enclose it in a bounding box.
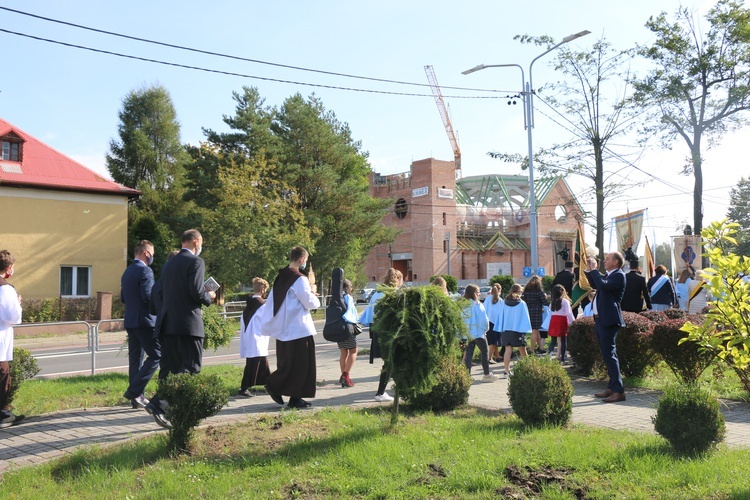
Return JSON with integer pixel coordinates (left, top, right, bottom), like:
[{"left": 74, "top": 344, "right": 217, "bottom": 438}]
[{"left": 364, "top": 158, "right": 584, "bottom": 286}]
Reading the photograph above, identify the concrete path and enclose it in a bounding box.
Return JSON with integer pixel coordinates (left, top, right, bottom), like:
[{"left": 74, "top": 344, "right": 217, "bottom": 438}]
[{"left": 2, "top": 355, "right": 750, "bottom": 475}]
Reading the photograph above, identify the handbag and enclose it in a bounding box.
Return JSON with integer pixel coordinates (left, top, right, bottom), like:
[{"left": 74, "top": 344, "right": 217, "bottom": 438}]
[{"left": 347, "top": 322, "right": 363, "bottom": 336}]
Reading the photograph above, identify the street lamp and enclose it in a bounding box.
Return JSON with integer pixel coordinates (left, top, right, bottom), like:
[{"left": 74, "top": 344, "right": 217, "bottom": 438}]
[{"left": 463, "top": 30, "right": 590, "bottom": 276}]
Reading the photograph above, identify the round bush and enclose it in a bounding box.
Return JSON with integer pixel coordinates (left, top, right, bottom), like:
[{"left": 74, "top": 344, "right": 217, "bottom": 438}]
[
  {"left": 567, "top": 317, "right": 602, "bottom": 376},
  {"left": 403, "top": 355, "right": 472, "bottom": 412},
  {"left": 8, "top": 348, "right": 40, "bottom": 406},
  {"left": 653, "top": 384, "right": 726, "bottom": 455},
  {"left": 507, "top": 356, "right": 573, "bottom": 427},
  {"left": 159, "top": 372, "right": 230, "bottom": 454},
  {"left": 651, "top": 317, "right": 715, "bottom": 383}
]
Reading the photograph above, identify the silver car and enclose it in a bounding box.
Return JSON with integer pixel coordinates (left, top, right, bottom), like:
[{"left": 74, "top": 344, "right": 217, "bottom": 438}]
[{"left": 356, "top": 288, "right": 375, "bottom": 303}]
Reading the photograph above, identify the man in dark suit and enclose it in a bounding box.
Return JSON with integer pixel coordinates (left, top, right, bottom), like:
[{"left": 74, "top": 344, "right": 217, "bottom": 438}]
[
  {"left": 621, "top": 259, "right": 652, "bottom": 313},
  {"left": 553, "top": 261, "right": 577, "bottom": 316},
  {"left": 584, "top": 251, "right": 627, "bottom": 403},
  {"left": 145, "top": 230, "right": 215, "bottom": 428},
  {"left": 121, "top": 240, "right": 161, "bottom": 409}
]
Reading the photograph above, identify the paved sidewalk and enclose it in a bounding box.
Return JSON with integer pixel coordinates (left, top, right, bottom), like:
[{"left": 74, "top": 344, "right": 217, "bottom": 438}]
[{"left": 3, "top": 357, "right": 750, "bottom": 475}]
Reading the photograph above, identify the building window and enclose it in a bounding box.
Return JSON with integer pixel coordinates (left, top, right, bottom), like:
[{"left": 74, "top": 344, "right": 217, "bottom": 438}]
[
  {"left": 60, "top": 266, "right": 91, "bottom": 297},
  {"left": 395, "top": 198, "right": 408, "bottom": 219},
  {"left": 1, "top": 141, "right": 21, "bottom": 162},
  {"left": 443, "top": 212, "right": 447, "bottom": 225}
]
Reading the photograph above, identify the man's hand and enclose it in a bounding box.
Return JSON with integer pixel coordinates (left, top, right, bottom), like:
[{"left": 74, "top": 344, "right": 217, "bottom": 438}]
[
  {"left": 586, "top": 257, "right": 599, "bottom": 271},
  {"left": 208, "top": 291, "right": 216, "bottom": 300}
]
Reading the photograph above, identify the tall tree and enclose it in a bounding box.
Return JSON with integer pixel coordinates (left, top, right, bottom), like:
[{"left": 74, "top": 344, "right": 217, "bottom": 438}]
[
  {"left": 107, "top": 84, "right": 186, "bottom": 192},
  {"left": 632, "top": 0, "right": 750, "bottom": 235},
  {"left": 193, "top": 87, "right": 397, "bottom": 286},
  {"left": 727, "top": 177, "right": 750, "bottom": 257},
  {"left": 491, "top": 36, "right": 637, "bottom": 260},
  {"left": 107, "top": 84, "right": 189, "bottom": 266}
]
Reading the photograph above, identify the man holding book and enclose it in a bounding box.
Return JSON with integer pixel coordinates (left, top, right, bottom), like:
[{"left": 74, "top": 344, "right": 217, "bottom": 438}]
[{"left": 145, "top": 229, "right": 215, "bottom": 428}]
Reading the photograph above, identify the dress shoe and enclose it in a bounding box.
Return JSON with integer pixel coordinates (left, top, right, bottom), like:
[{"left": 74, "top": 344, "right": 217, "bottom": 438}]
[
  {"left": 237, "top": 388, "right": 255, "bottom": 398},
  {"left": 594, "top": 389, "right": 614, "bottom": 398},
  {"left": 0, "top": 414, "right": 25, "bottom": 428},
  {"left": 602, "top": 392, "right": 626, "bottom": 403},
  {"left": 131, "top": 394, "right": 149, "bottom": 409},
  {"left": 287, "top": 398, "right": 312, "bottom": 409},
  {"left": 145, "top": 402, "right": 172, "bottom": 429}
]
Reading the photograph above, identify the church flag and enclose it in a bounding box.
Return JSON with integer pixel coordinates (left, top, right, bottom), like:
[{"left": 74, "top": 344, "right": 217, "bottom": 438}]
[
  {"left": 614, "top": 209, "right": 645, "bottom": 255},
  {"left": 644, "top": 237, "right": 655, "bottom": 281}
]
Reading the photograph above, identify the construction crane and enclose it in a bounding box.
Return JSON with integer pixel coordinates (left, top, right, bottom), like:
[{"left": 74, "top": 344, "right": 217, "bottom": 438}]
[{"left": 424, "top": 65, "right": 461, "bottom": 171}]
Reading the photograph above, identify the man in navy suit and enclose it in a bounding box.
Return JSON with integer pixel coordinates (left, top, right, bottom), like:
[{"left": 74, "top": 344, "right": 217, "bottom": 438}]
[
  {"left": 584, "top": 251, "right": 627, "bottom": 403},
  {"left": 121, "top": 240, "right": 160, "bottom": 409},
  {"left": 146, "top": 229, "right": 215, "bottom": 428}
]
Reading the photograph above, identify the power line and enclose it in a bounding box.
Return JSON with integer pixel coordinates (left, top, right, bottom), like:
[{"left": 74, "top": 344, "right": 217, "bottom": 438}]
[
  {"left": 0, "top": 5, "right": 513, "bottom": 95},
  {"left": 0, "top": 28, "right": 509, "bottom": 99}
]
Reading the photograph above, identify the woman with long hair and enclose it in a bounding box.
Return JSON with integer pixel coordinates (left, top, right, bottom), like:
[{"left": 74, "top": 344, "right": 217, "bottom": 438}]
[
  {"left": 522, "top": 276, "right": 548, "bottom": 355},
  {"left": 337, "top": 279, "right": 359, "bottom": 388}
]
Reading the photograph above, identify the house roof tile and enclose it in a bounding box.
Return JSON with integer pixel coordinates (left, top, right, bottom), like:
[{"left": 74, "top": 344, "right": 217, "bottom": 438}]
[{"left": 0, "top": 118, "right": 139, "bottom": 197}]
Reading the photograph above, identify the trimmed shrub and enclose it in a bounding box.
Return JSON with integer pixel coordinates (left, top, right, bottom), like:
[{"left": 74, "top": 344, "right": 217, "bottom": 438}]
[
  {"left": 651, "top": 317, "right": 715, "bottom": 383},
  {"left": 403, "top": 354, "right": 472, "bottom": 411},
  {"left": 507, "top": 356, "right": 573, "bottom": 427},
  {"left": 567, "top": 317, "right": 602, "bottom": 376},
  {"left": 639, "top": 309, "right": 667, "bottom": 323},
  {"left": 653, "top": 384, "right": 725, "bottom": 455},
  {"left": 159, "top": 373, "right": 230, "bottom": 455},
  {"left": 489, "top": 275, "right": 515, "bottom": 296},
  {"left": 8, "top": 348, "right": 40, "bottom": 406},
  {"left": 618, "top": 312, "right": 657, "bottom": 378},
  {"left": 202, "top": 304, "right": 238, "bottom": 350},
  {"left": 22, "top": 297, "right": 122, "bottom": 323}
]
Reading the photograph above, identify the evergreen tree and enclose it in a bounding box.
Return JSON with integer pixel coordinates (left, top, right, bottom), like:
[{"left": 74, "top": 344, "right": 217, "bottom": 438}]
[
  {"left": 107, "top": 84, "right": 185, "bottom": 192},
  {"left": 107, "top": 84, "right": 189, "bottom": 263},
  {"left": 195, "top": 87, "right": 397, "bottom": 286}
]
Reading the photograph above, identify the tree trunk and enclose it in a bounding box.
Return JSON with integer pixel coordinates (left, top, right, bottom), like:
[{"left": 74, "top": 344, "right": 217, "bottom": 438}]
[
  {"left": 691, "top": 141, "right": 703, "bottom": 236},
  {"left": 594, "top": 140, "right": 605, "bottom": 262},
  {"left": 390, "top": 386, "right": 400, "bottom": 426}
]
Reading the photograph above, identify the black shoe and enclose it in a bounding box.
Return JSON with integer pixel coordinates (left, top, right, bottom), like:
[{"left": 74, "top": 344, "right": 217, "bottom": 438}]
[
  {"left": 0, "top": 414, "right": 25, "bottom": 428},
  {"left": 237, "top": 388, "right": 255, "bottom": 398},
  {"left": 145, "top": 402, "right": 172, "bottom": 429},
  {"left": 287, "top": 398, "right": 312, "bottom": 409}
]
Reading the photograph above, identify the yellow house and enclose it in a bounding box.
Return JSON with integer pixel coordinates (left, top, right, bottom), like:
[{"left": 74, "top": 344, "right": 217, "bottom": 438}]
[{"left": 0, "top": 118, "right": 139, "bottom": 300}]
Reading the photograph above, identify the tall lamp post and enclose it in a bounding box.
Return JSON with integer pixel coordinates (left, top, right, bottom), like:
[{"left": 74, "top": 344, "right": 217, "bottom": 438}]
[{"left": 463, "top": 30, "right": 590, "bottom": 276}]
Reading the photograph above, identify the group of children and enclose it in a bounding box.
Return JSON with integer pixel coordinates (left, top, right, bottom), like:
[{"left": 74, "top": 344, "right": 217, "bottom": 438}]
[
  {"left": 235, "top": 272, "right": 579, "bottom": 397},
  {"left": 461, "top": 281, "right": 576, "bottom": 380}
]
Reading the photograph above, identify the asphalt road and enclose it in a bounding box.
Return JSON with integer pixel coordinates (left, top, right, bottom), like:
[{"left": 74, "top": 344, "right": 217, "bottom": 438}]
[{"left": 26, "top": 322, "right": 344, "bottom": 378}]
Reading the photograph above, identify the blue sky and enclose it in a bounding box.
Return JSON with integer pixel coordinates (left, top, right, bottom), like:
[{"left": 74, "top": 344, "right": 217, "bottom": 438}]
[{"left": 1, "top": 0, "right": 745, "bottom": 249}]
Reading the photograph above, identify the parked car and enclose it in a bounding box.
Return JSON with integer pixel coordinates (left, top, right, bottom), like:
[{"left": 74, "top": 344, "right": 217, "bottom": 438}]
[
  {"left": 479, "top": 286, "right": 492, "bottom": 302},
  {"left": 356, "top": 288, "right": 375, "bottom": 303}
]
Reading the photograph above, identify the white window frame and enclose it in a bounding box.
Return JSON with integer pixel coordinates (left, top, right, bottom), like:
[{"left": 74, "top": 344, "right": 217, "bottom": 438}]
[{"left": 60, "top": 266, "right": 92, "bottom": 298}]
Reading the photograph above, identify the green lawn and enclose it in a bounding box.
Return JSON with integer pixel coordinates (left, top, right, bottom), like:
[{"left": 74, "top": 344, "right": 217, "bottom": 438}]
[{"left": 2, "top": 406, "right": 749, "bottom": 498}]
